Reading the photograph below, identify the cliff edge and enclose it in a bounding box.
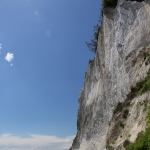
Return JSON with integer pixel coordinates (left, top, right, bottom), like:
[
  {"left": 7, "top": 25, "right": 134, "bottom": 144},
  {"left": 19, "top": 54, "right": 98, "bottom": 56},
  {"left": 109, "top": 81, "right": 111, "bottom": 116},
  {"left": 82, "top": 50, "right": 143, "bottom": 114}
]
[{"left": 70, "top": 0, "right": 150, "bottom": 150}]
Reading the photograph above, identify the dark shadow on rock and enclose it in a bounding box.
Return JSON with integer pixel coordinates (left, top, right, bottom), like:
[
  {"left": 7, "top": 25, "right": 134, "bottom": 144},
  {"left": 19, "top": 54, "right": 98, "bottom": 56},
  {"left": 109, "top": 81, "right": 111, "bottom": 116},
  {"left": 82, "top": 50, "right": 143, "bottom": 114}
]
[{"left": 126, "top": 0, "right": 144, "bottom": 2}]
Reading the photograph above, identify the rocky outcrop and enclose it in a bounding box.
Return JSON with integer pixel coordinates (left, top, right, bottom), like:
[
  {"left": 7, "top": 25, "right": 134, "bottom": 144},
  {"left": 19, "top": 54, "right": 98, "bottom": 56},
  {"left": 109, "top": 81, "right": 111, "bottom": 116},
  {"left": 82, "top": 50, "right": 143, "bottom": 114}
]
[
  {"left": 70, "top": 0, "right": 150, "bottom": 150},
  {"left": 106, "top": 45, "right": 150, "bottom": 149}
]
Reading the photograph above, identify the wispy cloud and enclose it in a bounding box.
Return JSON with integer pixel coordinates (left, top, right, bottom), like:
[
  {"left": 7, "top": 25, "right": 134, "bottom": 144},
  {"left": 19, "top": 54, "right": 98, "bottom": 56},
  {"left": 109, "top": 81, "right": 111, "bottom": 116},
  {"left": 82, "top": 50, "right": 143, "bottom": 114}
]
[
  {"left": 0, "top": 43, "right": 2, "bottom": 54},
  {"left": 0, "top": 133, "right": 74, "bottom": 150},
  {"left": 0, "top": 43, "right": 2, "bottom": 49}
]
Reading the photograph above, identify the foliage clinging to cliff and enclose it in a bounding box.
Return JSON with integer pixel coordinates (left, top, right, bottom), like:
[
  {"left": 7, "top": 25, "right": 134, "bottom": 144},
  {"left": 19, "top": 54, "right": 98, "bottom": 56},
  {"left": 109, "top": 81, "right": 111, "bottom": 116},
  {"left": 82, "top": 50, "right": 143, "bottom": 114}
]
[
  {"left": 103, "top": 0, "right": 118, "bottom": 8},
  {"left": 126, "top": 106, "right": 150, "bottom": 150},
  {"left": 86, "top": 0, "right": 118, "bottom": 53},
  {"left": 86, "top": 24, "right": 100, "bottom": 53}
]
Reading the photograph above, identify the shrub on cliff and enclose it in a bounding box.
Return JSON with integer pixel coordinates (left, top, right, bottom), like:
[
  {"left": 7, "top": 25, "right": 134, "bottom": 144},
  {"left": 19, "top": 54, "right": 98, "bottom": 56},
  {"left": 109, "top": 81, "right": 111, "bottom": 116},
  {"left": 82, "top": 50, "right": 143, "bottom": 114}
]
[
  {"left": 123, "top": 140, "right": 130, "bottom": 148},
  {"left": 139, "top": 76, "right": 150, "bottom": 95},
  {"left": 123, "top": 109, "right": 129, "bottom": 119},
  {"left": 113, "top": 102, "right": 123, "bottom": 114},
  {"left": 103, "top": 0, "right": 118, "bottom": 8}
]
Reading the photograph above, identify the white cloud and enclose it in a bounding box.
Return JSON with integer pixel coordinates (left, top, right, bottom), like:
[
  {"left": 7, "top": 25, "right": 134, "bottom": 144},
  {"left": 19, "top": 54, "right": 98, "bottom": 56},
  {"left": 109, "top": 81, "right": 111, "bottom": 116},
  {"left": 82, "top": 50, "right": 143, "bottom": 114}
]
[
  {"left": 0, "top": 134, "right": 75, "bottom": 150},
  {"left": 0, "top": 43, "right": 2, "bottom": 49},
  {"left": 5, "top": 53, "right": 14, "bottom": 62}
]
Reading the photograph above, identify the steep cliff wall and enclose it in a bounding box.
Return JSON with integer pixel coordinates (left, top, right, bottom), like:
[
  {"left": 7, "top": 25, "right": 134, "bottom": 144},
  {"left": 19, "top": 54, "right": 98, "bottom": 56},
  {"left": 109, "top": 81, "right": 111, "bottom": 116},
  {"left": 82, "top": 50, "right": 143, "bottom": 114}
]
[{"left": 70, "top": 0, "right": 150, "bottom": 150}]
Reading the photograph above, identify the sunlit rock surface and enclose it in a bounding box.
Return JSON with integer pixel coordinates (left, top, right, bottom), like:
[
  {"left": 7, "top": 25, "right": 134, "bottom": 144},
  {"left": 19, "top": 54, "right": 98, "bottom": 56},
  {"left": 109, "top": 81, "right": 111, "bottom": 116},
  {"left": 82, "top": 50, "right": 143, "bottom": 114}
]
[{"left": 70, "top": 0, "right": 150, "bottom": 150}]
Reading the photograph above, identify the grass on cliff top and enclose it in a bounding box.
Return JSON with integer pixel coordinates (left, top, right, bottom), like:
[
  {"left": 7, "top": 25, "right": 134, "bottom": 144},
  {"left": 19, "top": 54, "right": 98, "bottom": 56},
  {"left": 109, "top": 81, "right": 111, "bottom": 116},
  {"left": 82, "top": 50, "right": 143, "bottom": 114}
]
[{"left": 125, "top": 106, "right": 150, "bottom": 150}]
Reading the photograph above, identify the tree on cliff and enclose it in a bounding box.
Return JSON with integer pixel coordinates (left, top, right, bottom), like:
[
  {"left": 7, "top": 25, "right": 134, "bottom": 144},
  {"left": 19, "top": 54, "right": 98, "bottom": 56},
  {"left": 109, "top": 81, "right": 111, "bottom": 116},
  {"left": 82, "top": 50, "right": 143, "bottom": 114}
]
[
  {"left": 86, "top": 24, "right": 100, "bottom": 53},
  {"left": 87, "top": 0, "right": 119, "bottom": 53}
]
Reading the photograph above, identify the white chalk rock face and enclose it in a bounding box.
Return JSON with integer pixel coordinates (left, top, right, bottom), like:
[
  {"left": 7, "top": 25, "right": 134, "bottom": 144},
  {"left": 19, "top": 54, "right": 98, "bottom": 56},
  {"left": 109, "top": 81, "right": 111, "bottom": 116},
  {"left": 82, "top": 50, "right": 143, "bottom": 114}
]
[{"left": 71, "top": 1, "right": 150, "bottom": 150}]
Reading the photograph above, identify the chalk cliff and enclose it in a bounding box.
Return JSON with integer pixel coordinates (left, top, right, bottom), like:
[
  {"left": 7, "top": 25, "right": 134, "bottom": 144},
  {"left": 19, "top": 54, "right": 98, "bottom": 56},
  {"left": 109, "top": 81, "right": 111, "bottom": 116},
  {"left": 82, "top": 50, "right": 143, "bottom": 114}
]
[{"left": 70, "top": 0, "right": 150, "bottom": 150}]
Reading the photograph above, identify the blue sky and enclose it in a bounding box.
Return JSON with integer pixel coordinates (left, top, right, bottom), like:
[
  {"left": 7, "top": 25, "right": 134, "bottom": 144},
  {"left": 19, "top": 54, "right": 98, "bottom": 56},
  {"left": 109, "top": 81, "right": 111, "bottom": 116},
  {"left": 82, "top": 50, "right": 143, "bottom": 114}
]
[{"left": 0, "top": 0, "right": 102, "bottom": 149}]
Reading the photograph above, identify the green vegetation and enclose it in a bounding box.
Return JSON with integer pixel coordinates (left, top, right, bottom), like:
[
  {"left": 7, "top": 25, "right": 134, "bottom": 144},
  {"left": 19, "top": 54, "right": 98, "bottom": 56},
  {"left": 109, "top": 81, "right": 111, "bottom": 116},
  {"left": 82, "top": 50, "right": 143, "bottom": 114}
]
[
  {"left": 106, "top": 140, "right": 116, "bottom": 149},
  {"left": 120, "top": 122, "right": 125, "bottom": 128},
  {"left": 128, "top": 134, "right": 131, "bottom": 137},
  {"left": 86, "top": 24, "right": 100, "bottom": 53},
  {"left": 86, "top": 0, "right": 118, "bottom": 53},
  {"left": 144, "top": 51, "right": 150, "bottom": 65},
  {"left": 111, "top": 69, "right": 150, "bottom": 150},
  {"left": 123, "top": 140, "right": 130, "bottom": 148},
  {"left": 127, "top": 72, "right": 150, "bottom": 99},
  {"left": 148, "top": 56, "right": 150, "bottom": 63},
  {"left": 137, "top": 101, "right": 145, "bottom": 107},
  {"left": 139, "top": 74, "right": 150, "bottom": 95},
  {"left": 126, "top": 128, "right": 150, "bottom": 150},
  {"left": 114, "top": 102, "right": 123, "bottom": 114},
  {"left": 113, "top": 102, "right": 130, "bottom": 117},
  {"left": 128, "top": 80, "right": 145, "bottom": 100},
  {"left": 103, "top": 0, "right": 118, "bottom": 8},
  {"left": 126, "top": 106, "right": 150, "bottom": 150},
  {"left": 112, "top": 140, "right": 115, "bottom": 144},
  {"left": 123, "top": 109, "right": 129, "bottom": 119},
  {"left": 106, "top": 143, "right": 112, "bottom": 149},
  {"left": 146, "top": 105, "right": 150, "bottom": 125}
]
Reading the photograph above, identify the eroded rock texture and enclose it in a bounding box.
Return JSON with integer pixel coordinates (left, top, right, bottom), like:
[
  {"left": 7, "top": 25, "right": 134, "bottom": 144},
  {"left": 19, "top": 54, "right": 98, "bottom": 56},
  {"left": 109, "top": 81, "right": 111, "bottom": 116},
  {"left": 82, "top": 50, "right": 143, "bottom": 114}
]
[{"left": 70, "top": 0, "right": 150, "bottom": 150}]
